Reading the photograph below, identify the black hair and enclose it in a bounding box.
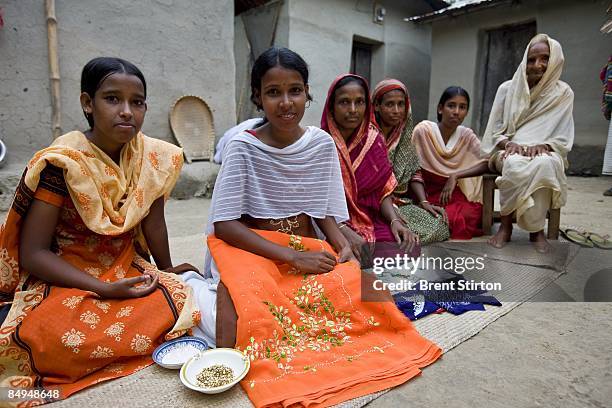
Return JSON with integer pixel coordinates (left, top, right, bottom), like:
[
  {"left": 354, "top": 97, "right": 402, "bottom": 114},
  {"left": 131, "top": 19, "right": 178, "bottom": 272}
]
[
  {"left": 437, "top": 86, "right": 470, "bottom": 121},
  {"left": 250, "top": 47, "right": 313, "bottom": 110},
  {"left": 80, "top": 57, "right": 147, "bottom": 128},
  {"left": 328, "top": 75, "right": 369, "bottom": 112}
]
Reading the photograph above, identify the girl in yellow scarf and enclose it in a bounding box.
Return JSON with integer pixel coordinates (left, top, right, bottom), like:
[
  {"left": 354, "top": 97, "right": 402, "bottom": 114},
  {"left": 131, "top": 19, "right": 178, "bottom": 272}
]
[{"left": 0, "top": 57, "right": 198, "bottom": 405}]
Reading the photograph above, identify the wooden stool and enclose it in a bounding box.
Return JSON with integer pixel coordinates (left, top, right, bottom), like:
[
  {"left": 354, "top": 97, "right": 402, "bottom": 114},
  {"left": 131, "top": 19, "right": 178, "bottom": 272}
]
[{"left": 482, "top": 173, "right": 560, "bottom": 239}]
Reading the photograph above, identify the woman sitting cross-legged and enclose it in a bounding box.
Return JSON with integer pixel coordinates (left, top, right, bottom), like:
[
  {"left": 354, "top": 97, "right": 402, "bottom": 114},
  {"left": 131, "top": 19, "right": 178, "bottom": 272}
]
[
  {"left": 411, "top": 86, "right": 488, "bottom": 240},
  {"left": 371, "top": 79, "right": 450, "bottom": 244},
  {"left": 0, "top": 57, "right": 199, "bottom": 403},
  {"left": 322, "top": 74, "right": 420, "bottom": 258},
  {"left": 192, "top": 49, "right": 441, "bottom": 407}
]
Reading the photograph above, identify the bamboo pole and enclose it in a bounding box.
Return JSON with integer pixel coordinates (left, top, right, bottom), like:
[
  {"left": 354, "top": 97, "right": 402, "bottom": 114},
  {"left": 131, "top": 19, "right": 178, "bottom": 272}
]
[{"left": 45, "top": 0, "right": 61, "bottom": 139}]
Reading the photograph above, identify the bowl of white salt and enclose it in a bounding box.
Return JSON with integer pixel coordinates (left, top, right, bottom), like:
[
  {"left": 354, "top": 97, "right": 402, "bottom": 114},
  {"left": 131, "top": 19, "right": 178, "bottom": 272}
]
[{"left": 152, "top": 336, "right": 209, "bottom": 369}]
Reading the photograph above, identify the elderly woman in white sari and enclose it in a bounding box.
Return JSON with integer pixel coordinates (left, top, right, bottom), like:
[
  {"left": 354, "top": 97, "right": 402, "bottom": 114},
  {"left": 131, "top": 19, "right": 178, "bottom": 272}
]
[{"left": 481, "top": 33, "right": 574, "bottom": 253}]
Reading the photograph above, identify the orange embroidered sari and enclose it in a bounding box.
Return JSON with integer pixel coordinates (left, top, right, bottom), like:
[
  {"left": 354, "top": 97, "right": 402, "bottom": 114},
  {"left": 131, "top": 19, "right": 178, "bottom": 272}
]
[
  {"left": 0, "top": 132, "right": 198, "bottom": 405},
  {"left": 209, "top": 230, "right": 441, "bottom": 408}
]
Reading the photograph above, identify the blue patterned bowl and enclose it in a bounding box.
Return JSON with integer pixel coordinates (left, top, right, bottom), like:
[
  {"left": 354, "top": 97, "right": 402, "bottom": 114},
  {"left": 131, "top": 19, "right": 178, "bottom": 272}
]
[{"left": 152, "top": 336, "right": 209, "bottom": 369}]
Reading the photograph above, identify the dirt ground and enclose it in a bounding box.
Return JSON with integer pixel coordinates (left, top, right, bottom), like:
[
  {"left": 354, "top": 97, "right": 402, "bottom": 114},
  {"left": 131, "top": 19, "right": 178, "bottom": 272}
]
[{"left": 1, "top": 176, "right": 611, "bottom": 407}]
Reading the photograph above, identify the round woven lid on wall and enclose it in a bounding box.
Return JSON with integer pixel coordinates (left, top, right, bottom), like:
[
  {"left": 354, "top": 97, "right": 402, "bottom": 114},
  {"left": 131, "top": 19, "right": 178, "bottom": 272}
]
[{"left": 169, "top": 95, "right": 216, "bottom": 163}]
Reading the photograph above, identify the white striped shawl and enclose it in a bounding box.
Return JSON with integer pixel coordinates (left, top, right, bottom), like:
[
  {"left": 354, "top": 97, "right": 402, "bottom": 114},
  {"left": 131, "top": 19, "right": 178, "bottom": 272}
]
[{"left": 206, "top": 126, "right": 349, "bottom": 235}]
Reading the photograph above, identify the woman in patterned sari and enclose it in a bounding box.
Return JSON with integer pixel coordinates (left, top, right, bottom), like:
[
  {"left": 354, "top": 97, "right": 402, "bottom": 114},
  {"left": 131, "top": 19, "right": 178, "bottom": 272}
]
[
  {"left": 321, "top": 74, "right": 419, "bottom": 257},
  {"left": 0, "top": 57, "right": 198, "bottom": 404},
  {"left": 371, "top": 79, "right": 450, "bottom": 244}
]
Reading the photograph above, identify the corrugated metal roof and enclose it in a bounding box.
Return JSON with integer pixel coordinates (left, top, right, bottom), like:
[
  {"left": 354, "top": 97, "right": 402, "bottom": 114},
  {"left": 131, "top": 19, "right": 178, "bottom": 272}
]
[{"left": 405, "top": 0, "right": 510, "bottom": 23}]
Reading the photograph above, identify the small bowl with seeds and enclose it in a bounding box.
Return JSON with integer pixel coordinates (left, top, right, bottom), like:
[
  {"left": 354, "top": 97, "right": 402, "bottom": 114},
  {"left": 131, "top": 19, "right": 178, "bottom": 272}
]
[{"left": 179, "top": 348, "right": 250, "bottom": 394}]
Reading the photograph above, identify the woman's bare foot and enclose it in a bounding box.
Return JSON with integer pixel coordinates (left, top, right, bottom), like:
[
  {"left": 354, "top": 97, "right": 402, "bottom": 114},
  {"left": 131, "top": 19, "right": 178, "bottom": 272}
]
[
  {"left": 530, "top": 230, "right": 550, "bottom": 253},
  {"left": 488, "top": 214, "right": 514, "bottom": 248}
]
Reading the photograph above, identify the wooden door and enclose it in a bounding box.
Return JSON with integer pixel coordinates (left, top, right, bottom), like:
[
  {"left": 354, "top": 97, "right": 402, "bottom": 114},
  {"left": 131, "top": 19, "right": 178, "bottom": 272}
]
[
  {"left": 479, "top": 21, "right": 537, "bottom": 133},
  {"left": 351, "top": 41, "right": 372, "bottom": 85}
]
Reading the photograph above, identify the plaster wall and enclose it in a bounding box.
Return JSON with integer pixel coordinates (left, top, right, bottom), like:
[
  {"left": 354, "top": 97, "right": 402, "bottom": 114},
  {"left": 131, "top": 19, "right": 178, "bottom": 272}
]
[
  {"left": 286, "top": 0, "right": 433, "bottom": 126},
  {"left": 0, "top": 0, "right": 235, "bottom": 168}
]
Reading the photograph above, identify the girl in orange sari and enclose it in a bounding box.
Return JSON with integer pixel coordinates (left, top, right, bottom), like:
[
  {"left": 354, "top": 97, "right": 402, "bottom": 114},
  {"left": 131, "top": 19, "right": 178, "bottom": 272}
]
[
  {"left": 206, "top": 49, "right": 440, "bottom": 407},
  {"left": 0, "top": 57, "right": 199, "bottom": 405}
]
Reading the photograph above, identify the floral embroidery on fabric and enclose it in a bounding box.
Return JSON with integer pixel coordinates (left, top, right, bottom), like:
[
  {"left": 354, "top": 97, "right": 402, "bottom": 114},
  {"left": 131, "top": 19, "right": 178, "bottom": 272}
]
[
  {"left": 89, "top": 346, "right": 114, "bottom": 359},
  {"left": 135, "top": 188, "right": 144, "bottom": 208},
  {"left": 243, "top": 276, "right": 352, "bottom": 371},
  {"left": 56, "top": 237, "right": 75, "bottom": 249},
  {"left": 60, "top": 207, "right": 78, "bottom": 223},
  {"left": 148, "top": 151, "right": 160, "bottom": 170},
  {"left": 110, "top": 238, "right": 124, "bottom": 249},
  {"left": 116, "top": 306, "right": 133, "bottom": 318},
  {"left": 130, "top": 334, "right": 152, "bottom": 354},
  {"left": 80, "top": 310, "right": 101, "bottom": 329},
  {"left": 104, "top": 165, "right": 118, "bottom": 177},
  {"left": 84, "top": 267, "right": 102, "bottom": 278},
  {"left": 104, "top": 322, "right": 125, "bottom": 342},
  {"left": 0, "top": 248, "right": 18, "bottom": 285},
  {"left": 100, "top": 184, "right": 111, "bottom": 200},
  {"left": 93, "top": 300, "right": 111, "bottom": 314},
  {"left": 62, "top": 295, "right": 85, "bottom": 310},
  {"left": 27, "top": 151, "right": 44, "bottom": 169},
  {"left": 85, "top": 236, "right": 100, "bottom": 252},
  {"left": 103, "top": 363, "right": 126, "bottom": 374},
  {"left": 79, "top": 150, "right": 96, "bottom": 159},
  {"left": 98, "top": 252, "right": 115, "bottom": 267},
  {"left": 61, "top": 329, "right": 86, "bottom": 353},
  {"left": 288, "top": 234, "right": 306, "bottom": 252},
  {"left": 64, "top": 150, "right": 81, "bottom": 162},
  {"left": 172, "top": 154, "right": 182, "bottom": 170},
  {"left": 191, "top": 310, "right": 201, "bottom": 325},
  {"left": 114, "top": 266, "right": 126, "bottom": 280},
  {"left": 76, "top": 192, "right": 91, "bottom": 212}
]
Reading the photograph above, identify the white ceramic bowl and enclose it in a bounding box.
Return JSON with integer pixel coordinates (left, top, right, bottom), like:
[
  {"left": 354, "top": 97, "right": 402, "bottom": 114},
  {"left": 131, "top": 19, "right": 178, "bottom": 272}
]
[
  {"left": 152, "top": 336, "right": 209, "bottom": 369},
  {"left": 0, "top": 139, "right": 6, "bottom": 168},
  {"left": 180, "top": 348, "right": 250, "bottom": 394}
]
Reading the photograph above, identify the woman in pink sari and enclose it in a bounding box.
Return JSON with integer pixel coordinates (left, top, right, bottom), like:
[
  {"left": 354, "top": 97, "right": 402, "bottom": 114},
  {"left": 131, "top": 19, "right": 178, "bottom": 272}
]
[{"left": 321, "top": 74, "right": 418, "bottom": 257}]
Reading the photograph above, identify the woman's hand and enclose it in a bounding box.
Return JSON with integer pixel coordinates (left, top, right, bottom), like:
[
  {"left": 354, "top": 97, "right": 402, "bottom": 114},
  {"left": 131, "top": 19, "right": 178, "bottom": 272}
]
[
  {"left": 337, "top": 245, "right": 358, "bottom": 264},
  {"left": 525, "top": 144, "right": 551, "bottom": 158},
  {"left": 98, "top": 274, "right": 159, "bottom": 299},
  {"left": 290, "top": 251, "right": 337, "bottom": 274},
  {"left": 163, "top": 263, "right": 200, "bottom": 275},
  {"left": 440, "top": 174, "right": 457, "bottom": 206},
  {"left": 421, "top": 201, "right": 448, "bottom": 224},
  {"left": 502, "top": 141, "right": 524, "bottom": 159},
  {"left": 390, "top": 221, "right": 419, "bottom": 252},
  {"left": 339, "top": 225, "right": 366, "bottom": 262}
]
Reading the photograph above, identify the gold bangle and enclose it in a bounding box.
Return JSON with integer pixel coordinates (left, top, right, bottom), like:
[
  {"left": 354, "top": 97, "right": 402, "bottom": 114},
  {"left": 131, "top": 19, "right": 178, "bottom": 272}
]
[
  {"left": 420, "top": 200, "right": 429, "bottom": 205},
  {"left": 338, "top": 223, "right": 347, "bottom": 229}
]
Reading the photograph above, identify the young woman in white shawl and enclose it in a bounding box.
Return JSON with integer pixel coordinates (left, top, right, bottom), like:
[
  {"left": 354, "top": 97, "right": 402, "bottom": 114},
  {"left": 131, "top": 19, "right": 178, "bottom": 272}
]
[
  {"left": 183, "top": 47, "right": 357, "bottom": 348},
  {"left": 481, "top": 34, "right": 574, "bottom": 253}
]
